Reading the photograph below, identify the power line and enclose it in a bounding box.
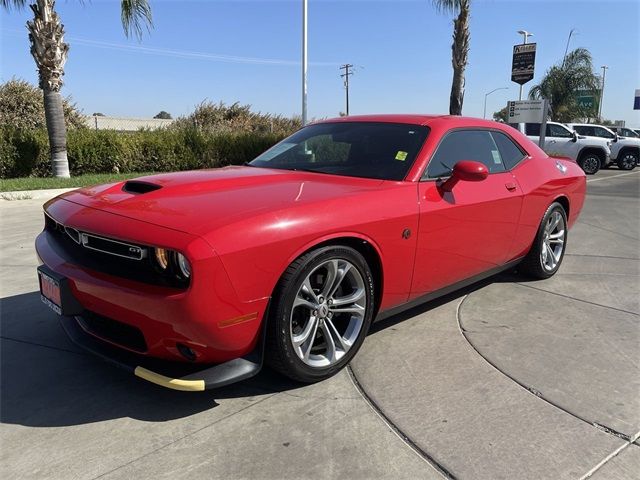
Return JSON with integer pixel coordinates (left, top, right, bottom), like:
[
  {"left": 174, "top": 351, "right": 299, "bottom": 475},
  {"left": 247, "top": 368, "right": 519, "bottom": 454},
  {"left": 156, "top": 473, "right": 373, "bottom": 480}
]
[{"left": 340, "top": 63, "right": 354, "bottom": 116}]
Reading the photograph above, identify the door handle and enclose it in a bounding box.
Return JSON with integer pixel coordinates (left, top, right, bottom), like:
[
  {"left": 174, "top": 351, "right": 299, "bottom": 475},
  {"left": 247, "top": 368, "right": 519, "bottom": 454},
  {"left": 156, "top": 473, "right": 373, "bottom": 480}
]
[{"left": 505, "top": 182, "right": 517, "bottom": 192}]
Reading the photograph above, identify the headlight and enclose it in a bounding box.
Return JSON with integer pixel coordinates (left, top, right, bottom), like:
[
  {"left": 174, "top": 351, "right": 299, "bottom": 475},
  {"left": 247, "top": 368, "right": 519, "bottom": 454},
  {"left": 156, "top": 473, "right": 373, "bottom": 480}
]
[
  {"left": 154, "top": 248, "right": 169, "bottom": 270},
  {"left": 176, "top": 253, "right": 191, "bottom": 278}
]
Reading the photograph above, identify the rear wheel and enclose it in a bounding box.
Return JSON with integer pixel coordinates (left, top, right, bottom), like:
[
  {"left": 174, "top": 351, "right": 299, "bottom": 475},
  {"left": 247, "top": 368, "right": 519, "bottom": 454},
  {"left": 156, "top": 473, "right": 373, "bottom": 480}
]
[
  {"left": 617, "top": 151, "right": 638, "bottom": 170},
  {"left": 577, "top": 152, "right": 602, "bottom": 175},
  {"left": 266, "top": 246, "right": 375, "bottom": 383},
  {"left": 519, "top": 202, "right": 568, "bottom": 279}
]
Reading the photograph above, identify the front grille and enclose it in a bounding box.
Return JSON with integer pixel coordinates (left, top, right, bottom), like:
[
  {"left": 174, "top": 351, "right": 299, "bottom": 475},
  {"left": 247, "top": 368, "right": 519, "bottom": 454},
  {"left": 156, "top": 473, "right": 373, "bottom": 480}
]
[
  {"left": 44, "top": 213, "right": 189, "bottom": 289},
  {"left": 77, "top": 311, "right": 148, "bottom": 353}
]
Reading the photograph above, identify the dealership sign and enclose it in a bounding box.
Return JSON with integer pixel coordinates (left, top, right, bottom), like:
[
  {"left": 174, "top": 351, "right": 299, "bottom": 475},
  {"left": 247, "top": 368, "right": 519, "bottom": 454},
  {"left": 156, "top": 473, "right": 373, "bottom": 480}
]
[
  {"left": 511, "top": 43, "right": 537, "bottom": 85},
  {"left": 507, "top": 100, "right": 546, "bottom": 123}
]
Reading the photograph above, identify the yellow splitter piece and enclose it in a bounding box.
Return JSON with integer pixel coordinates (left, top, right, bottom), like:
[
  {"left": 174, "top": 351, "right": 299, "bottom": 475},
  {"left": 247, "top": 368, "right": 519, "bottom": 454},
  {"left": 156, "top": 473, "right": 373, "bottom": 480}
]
[{"left": 134, "top": 366, "right": 206, "bottom": 392}]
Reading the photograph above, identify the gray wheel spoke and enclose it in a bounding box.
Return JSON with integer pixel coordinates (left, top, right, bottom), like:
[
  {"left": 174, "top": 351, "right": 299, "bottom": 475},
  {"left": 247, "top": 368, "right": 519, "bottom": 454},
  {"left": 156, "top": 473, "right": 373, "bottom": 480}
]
[
  {"left": 329, "top": 304, "right": 365, "bottom": 314},
  {"left": 293, "top": 295, "right": 316, "bottom": 310},
  {"left": 301, "top": 278, "right": 318, "bottom": 303},
  {"left": 320, "top": 259, "right": 338, "bottom": 299},
  {"left": 324, "top": 317, "right": 350, "bottom": 352},
  {"left": 331, "top": 288, "right": 365, "bottom": 306},
  {"left": 292, "top": 316, "right": 318, "bottom": 348},
  {"left": 320, "top": 322, "right": 338, "bottom": 363}
]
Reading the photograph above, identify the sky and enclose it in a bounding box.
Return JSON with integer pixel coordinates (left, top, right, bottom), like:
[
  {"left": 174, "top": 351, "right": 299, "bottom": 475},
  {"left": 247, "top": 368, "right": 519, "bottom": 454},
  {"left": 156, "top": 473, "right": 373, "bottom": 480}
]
[{"left": 1, "top": 0, "right": 639, "bottom": 125}]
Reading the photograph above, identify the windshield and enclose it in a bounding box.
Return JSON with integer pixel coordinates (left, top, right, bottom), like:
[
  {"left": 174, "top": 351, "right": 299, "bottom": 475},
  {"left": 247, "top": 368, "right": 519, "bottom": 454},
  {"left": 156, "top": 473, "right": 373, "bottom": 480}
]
[{"left": 249, "top": 122, "right": 430, "bottom": 181}]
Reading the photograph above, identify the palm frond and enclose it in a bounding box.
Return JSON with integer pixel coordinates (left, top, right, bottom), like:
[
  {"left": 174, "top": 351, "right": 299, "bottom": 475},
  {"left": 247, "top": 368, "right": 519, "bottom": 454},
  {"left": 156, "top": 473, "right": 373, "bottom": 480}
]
[
  {"left": 120, "top": 0, "right": 153, "bottom": 40},
  {"left": 1, "top": 0, "right": 29, "bottom": 9},
  {"left": 431, "top": 0, "right": 463, "bottom": 15}
]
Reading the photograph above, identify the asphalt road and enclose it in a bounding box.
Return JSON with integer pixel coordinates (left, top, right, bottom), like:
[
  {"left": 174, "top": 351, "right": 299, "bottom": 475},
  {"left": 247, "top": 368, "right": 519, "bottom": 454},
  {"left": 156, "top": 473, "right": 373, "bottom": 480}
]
[{"left": 1, "top": 169, "right": 638, "bottom": 480}]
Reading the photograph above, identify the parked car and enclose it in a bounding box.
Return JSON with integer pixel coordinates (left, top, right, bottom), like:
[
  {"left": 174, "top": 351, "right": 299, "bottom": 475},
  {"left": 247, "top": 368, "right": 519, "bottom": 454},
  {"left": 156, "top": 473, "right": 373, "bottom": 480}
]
[
  {"left": 36, "top": 115, "right": 586, "bottom": 391},
  {"left": 518, "top": 121, "right": 611, "bottom": 174},
  {"left": 567, "top": 123, "right": 639, "bottom": 170},
  {"left": 609, "top": 126, "right": 640, "bottom": 139}
]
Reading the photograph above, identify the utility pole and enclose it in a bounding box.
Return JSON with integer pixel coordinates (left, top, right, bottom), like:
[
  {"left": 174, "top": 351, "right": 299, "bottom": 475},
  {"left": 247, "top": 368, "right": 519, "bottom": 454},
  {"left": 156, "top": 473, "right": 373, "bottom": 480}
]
[
  {"left": 599, "top": 65, "right": 608, "bottom": 120},
  {"left": 340, "top": 64, "right": 354, "bottom": 116},
  {"left": 517, "top": 30, "right": 533, "bottom": 100},
  {"left": 302, "top": 0, "right": 308, "bottom": 125}
]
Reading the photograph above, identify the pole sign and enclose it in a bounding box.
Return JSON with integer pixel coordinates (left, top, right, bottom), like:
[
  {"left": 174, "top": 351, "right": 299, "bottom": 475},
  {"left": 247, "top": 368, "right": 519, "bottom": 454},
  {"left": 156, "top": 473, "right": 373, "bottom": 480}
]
[
  {"left": 634, "top": 89, "right": 640, "bottom": 110},
  {"left": 511, "top": 43, "right": 537, "bottom": 85},
  {"left": 507, "top": 100, "right": 546, "bottom": 123},
  {"left": 576, "top": 89, "right": 600, "bottom": 117}
]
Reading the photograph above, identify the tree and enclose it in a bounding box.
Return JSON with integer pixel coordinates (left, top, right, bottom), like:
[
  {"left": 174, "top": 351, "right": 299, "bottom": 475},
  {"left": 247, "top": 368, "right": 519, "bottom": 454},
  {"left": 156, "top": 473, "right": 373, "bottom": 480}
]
[
  {"left": 1, "top": 0, "right": 152, "bottom": 177},
  {"left": 154, "top": 111, "right": 172, "bottom": 119},
  {"left": 0, "top": 78, "right": 85, "bottom": 130},
  {"left": 493, "top": 106, "right": 508, "bottom": 123},
  {"left": 529, "top": 48, "right": 599, "bottom": 123},
  {"left": 431, "top": 0, "right": 470, "bottom": 115}
]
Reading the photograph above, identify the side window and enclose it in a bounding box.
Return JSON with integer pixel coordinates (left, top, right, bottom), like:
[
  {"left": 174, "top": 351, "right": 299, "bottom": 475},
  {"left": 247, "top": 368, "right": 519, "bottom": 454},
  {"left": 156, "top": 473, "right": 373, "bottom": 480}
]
[
  {"left": 425, "top": 130, "right": 506, "bottom": 178},
  {"left": 491, "top": 131, "right": 526, "bottom": 170},
  {"left": 525, "top": 123, "right": 541, "bottom": 136},
  {"left": 594, "top": 127, "right": 615, "bottom": 139},
  {"left": 574, "top": 125, "right": 593, "bottom": 136},
  {"left": 547, "top": 124, "right": 573, "bottom": 138}
]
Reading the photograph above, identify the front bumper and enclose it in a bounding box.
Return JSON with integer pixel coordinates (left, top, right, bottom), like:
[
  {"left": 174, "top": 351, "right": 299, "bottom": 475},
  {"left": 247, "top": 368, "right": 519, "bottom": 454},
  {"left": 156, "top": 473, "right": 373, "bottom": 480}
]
[{"left": 59, "top": 308, "right": 264, "bottom": 391}]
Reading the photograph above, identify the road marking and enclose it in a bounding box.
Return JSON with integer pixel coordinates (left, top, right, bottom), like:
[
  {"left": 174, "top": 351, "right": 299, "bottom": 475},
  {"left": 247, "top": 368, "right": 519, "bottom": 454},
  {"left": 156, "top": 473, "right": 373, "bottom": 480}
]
[{"left": 587, "top": 170, "right": 640, "bottom": 183}]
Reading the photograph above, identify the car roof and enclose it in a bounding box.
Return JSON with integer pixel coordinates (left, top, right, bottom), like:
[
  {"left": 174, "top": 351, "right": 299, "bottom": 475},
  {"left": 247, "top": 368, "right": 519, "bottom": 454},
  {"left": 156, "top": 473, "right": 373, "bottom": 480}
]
[{"left": 314, "top": 114, "right": 508, "bottom": 128}]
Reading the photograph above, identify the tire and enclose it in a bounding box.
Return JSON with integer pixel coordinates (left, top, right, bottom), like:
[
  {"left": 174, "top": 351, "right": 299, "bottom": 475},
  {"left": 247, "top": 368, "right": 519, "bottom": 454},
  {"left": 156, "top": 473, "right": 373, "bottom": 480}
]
[
  {"left": 616, "top": 151, "right": 638, "bottom": 171},
  {"left": 519, "top": 202, "right": 568, "bottom": 279},
  {"left": 266, "top": 246, "right": 375, "bottom": 383},
  {"left": 577, "top": 152, "right": 602, "bottom": 175}
]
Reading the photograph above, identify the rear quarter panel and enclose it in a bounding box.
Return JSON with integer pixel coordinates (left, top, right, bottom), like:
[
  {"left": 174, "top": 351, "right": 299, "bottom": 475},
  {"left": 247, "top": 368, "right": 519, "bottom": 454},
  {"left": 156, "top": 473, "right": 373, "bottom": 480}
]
[{"left": 511, "top": 156, "right": 586, "bottom": 259}]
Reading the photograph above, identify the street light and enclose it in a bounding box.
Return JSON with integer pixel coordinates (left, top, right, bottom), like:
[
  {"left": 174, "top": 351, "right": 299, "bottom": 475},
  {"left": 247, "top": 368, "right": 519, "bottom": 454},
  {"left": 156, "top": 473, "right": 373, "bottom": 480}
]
[
  {"left": 484, "top": 87, "right": 509, "bottom": 119},
  {"left": 599, "top": 65, "right": 609, "bottom": 120},
  {"left": 302, "top": 0, "right": 308, "bottom": 126},
  {"left": 516, "top": 30, "right": 533, "bottom": 100}
]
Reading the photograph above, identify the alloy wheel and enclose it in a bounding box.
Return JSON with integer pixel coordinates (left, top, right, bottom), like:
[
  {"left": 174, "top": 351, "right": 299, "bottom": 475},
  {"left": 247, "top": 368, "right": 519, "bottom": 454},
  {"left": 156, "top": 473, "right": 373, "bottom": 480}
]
[
  {"left": 618, "top": 153, "right": 638, "bottom": 170},
  {"left": 581, "top": 156, "right": 600, "bottom": 174},
  {"left": 540, "top": 210, "right": 566, "bottom": 272},
  {"left": 289, "top": 259, "right": 366, "bottom": 368}
]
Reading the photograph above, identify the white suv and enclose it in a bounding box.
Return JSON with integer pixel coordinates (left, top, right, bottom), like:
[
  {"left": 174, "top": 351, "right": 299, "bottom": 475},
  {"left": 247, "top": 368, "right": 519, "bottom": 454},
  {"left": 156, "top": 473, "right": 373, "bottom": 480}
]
[
  {"left": 567, "top": 123, "right": 639, "bottom": 170},
  {"left": 518, "top": 121, "right": 611, "bottom": 174}
]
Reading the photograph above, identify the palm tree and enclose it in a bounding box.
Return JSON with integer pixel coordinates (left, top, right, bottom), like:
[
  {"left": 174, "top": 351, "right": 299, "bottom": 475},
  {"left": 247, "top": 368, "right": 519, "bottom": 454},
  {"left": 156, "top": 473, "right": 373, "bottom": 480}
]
[
  {"left": 1, "top": 0, "right": 152, "bottom": 177},
  {"left": 529, "top": 48, "right": 599, "bottom": 123},
  {"left": 431, "top": 0, "right": 470, "bottom": 115}
]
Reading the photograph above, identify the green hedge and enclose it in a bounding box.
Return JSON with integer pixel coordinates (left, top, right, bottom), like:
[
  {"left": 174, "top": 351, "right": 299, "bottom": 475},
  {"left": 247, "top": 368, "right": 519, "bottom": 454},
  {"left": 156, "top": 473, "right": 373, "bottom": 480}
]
[{"left": 0, "top": 126, "right": 286, "bottom": 178}]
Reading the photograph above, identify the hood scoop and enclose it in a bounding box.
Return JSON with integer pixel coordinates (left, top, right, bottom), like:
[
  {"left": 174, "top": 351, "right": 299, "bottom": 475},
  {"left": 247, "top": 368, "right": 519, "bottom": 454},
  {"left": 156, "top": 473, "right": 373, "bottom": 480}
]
[{"left": 122, "top": 181, "right": 162, "bottom": 195}]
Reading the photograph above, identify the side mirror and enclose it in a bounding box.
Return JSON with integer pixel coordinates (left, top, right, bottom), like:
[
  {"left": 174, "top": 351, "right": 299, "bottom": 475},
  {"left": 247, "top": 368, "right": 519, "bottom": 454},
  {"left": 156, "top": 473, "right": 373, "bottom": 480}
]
[
  {"left": 571, "top": 130, "right": 578, "bottom": 142},
  {"left": 613, "top": 133, "right": 619, "bottom": 142},
  {"left": 440, "top": 161, "right": 489, "bottom": 192}
]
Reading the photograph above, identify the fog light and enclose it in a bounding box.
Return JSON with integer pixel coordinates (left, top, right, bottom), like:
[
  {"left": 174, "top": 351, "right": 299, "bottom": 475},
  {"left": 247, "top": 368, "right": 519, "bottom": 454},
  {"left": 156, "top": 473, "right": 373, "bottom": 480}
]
[
  {"left": 177, "top": 343, "right": 197, "bottom": 361},
  {"left": 176, "top": 253, "right": 191, "bottom": 278},
  {"left": 154, "top": 248, "right": 169, "bottom": 270}
]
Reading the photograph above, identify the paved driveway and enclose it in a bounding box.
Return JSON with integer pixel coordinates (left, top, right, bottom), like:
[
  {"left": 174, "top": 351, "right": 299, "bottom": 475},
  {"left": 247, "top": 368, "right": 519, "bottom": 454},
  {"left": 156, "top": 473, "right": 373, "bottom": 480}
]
[{"left": 1, "top": 170, "right": 638, "bottom": 479}]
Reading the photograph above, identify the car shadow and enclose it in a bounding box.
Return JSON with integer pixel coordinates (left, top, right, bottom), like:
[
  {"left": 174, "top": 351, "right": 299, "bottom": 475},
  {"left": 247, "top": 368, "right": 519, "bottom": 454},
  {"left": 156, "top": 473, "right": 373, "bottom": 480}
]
[
  {"left": 0, "top": 291, "right": 300, "bottom": 428},
  {"left": 1, "top": 268, "right": 529, "bottom": 428}
]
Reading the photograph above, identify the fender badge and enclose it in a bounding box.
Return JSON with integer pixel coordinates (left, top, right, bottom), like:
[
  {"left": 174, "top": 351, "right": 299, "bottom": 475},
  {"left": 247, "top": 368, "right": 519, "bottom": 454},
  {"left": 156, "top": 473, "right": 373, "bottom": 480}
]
[{"left": 555, "top": 160, "right": 567, "bottom": 174}]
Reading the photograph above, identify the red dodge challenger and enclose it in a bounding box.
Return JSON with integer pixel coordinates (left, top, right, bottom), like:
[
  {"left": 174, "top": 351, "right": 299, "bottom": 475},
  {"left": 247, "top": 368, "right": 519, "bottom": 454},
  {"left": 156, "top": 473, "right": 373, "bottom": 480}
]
[{"left": 36, "top": 115, "right": 586, "bottom": 391}]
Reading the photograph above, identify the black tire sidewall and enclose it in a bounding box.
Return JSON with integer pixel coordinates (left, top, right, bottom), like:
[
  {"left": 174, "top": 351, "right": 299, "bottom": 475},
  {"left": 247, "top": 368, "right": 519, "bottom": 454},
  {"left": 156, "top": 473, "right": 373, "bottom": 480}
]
[
  {"left": 617, "top": 152, "right": 638, "bottom": 170},
  {"left": 270, "top": 246, "right": 375, "bottom": 383}
]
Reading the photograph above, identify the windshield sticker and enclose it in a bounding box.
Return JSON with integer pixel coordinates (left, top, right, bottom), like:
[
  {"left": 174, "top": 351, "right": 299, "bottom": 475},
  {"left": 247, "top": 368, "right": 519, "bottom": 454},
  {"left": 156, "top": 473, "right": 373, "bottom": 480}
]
[
  {"left": 395, "top": 151, "right": 408, "bottom": 161},
  {"left": 491, "top": 150, "right": 502, "bottom": 164},
  {"left": 258, "top": 142, "right": 297, "bottom": 161}
]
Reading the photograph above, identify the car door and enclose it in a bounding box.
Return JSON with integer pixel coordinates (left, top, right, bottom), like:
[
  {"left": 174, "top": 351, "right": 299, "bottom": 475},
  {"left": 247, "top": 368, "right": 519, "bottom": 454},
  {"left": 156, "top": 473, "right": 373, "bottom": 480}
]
[
  {"left": 410, "top": 129, "right": 523, "bottom": 299},
  {"left": 544, "top": 123, "right": 577, "bottom": 157}
]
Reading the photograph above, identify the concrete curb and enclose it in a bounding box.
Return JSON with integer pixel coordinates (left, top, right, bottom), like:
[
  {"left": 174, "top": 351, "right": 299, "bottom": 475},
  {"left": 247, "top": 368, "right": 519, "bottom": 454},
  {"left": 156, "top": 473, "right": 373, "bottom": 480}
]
[{"left": 0, "top": 188, "right": 77, "bottom": 201}]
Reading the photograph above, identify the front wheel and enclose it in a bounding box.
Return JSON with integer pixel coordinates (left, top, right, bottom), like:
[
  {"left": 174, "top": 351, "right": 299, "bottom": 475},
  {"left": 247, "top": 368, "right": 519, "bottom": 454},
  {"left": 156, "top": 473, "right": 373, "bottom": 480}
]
[
  {"left": 266, "top": 246, "right": 375, "bottom": 383},
  {"left": 578, "top": 153, "right": 601, "bottom": 175},
  {"left": 519, "top": 202, "right": 568, "bottom": 279},
  {"left": 617, "top": 151, "right": 638, "bottom": 170}
]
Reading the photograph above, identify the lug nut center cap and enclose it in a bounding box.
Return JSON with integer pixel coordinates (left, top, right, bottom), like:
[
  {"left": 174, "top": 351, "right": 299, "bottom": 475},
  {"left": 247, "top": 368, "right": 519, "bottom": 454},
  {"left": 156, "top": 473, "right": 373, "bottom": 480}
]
[{"left": 317, "top": 304, "right": 329, "bottom": 318}]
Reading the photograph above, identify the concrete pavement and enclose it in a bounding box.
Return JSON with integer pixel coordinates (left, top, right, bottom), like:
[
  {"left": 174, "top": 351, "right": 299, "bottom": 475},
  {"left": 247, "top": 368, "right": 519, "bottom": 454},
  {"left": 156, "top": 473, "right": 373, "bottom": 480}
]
[{"left": 1, "top": 169, "right": 638, "bottom": 479}]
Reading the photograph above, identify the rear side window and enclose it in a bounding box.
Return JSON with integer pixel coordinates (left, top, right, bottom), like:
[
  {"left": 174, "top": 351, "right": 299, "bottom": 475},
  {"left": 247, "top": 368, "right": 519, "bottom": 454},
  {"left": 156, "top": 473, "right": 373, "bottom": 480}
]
[
  {"left": 548, "top": 124, "right": 573, "bottom": 138},
  {"left": 574, "top": 125, "right": 595, "bottom": 136},
  {"left": 525, "top": 123, "right": 540, "bottom": 136},
  {"left": 425, "top": 130, "right": 506, "bottom": 179},
  {"left": 491, "top": 131, "right": 526, "bottom": 170}
]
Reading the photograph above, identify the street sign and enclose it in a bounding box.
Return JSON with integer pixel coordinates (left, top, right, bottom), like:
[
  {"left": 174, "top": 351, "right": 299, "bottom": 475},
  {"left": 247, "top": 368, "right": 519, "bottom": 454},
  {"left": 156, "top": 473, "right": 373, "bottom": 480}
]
[
  {"left": 511, "top": 43, "right": 537, "bottom": 85},
  {"left": 576, "top": 89, "right": 600, "bottom": 117},
  {"left": 634, "top": 89, "right": 640, "bottom": 110},
  {"left": 507, "top": 100, "right": 546, "bottom": 123}
]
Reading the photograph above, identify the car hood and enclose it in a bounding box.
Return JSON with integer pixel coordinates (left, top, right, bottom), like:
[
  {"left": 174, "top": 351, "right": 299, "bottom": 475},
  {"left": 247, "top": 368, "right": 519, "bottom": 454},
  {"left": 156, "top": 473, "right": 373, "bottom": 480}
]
[{"left": 58, "top": 166, "right": 385, "bottom": 237}]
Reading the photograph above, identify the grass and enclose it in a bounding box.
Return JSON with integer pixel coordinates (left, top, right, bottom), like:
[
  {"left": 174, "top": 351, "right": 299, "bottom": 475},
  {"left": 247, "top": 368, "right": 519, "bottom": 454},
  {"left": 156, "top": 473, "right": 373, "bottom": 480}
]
[{"left": 0, "top": 172, "right": 155, "bottom": 192}]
